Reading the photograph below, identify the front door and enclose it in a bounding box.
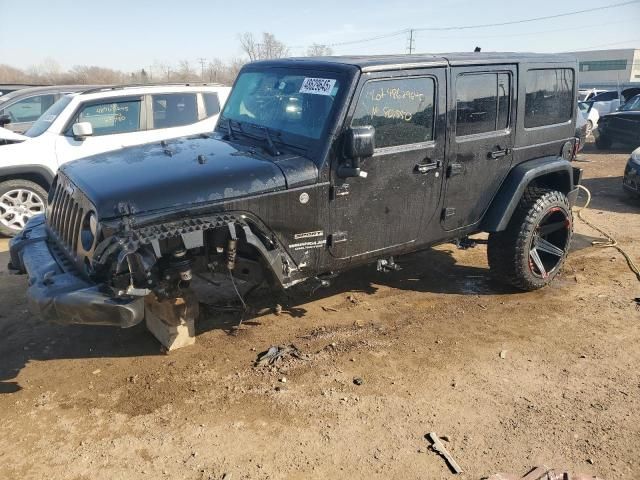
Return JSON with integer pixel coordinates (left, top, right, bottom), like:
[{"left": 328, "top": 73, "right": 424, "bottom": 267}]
[
  {"left": 54, "top": 96, "right": 146, "bottom": 166},
  {"left": 441, "top": 66, "right": 517, "bottom": 231},
  {"left": 329, "top": 69, "right": 447, "bottom": 259}
]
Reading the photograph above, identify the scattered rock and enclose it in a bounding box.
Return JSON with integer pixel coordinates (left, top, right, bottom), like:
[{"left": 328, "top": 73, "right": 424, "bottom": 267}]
[
  {"left": 92, "top": 369, "right": 101, "bottom": 375},
  {"left": 353, "top": 377, "right": 364, "bottom": 386},
  {"left": 279, "top": 377, "right": 287, "bottom": 383},
  {"left": 587, "top": 458, "right": 594, "bottom": 464}
]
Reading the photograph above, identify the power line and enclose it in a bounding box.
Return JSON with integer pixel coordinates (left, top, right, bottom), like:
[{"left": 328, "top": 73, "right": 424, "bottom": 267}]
[
  {"left": 293, "top": 0, "right": 639, "bottom": 50},
  {"left": 412, "top": 0, "right": 640, "bottom": 32}
]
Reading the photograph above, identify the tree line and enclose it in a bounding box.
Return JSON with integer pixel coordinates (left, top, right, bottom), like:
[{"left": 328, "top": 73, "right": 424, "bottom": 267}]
[{"left": 0, "top": 33, "right": 333, "bottom": 86}]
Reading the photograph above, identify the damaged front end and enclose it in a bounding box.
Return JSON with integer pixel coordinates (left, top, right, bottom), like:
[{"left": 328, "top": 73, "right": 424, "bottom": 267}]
[{"left": 9, "top": 173, "right": 300, "bottom": 328}]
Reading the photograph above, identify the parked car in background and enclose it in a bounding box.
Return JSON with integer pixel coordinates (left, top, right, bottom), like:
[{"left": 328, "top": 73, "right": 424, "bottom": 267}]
[
  {"left": 595, "top": 94, "right": 640, "bottom": 150},
  {"left": 578, "top": 101, "right": 599, "bottom": 137},
  {"left": 575, "top": 105, "right": 587, "bottom": 153},
  {"left": 0, "top": 84, "right": 48, "bottom": 96},
  {"left": 0, "top": 83, "right": 230, "bottom": 236},
  {"left": 588, "top": 90, "right": 621, "bottom": 117},
  {"left": 578, "top": 88, "right": 607, "bottom": 102},
  {"left": 0, "top": 85, "right": 96, "bottom": 133},
  {"left": 623, "top": 147, "right": 640, "bottom": 198},
  {"left": 0, "top": 126, "right": 27, "bottom": 145}
]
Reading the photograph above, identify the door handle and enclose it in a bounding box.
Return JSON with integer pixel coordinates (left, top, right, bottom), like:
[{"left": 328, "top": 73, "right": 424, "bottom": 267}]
[
  {"left": 489, "top": 148, "right": 511, "bottom": 159},
  {"left": 415, "top": 160, "right": 441, "bottom": 174}
]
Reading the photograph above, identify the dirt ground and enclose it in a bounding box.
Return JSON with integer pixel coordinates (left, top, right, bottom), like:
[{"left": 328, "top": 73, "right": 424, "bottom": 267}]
[{"left": 0, "top": 144, "right": 638, "bottom": 480}]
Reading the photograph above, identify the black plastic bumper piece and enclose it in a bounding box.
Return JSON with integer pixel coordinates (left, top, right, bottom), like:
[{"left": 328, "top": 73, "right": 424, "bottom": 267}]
[{"left": 9, "top": 215, "right": 144, "bottom": 328}]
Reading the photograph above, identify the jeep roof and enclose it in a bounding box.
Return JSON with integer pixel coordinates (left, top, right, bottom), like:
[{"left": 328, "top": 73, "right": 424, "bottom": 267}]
[{"left": 251, "top": 52, "right": 576, "bottom": 71}]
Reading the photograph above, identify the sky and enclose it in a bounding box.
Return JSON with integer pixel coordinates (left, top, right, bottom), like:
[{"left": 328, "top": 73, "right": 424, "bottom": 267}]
[{"left": 0, "top": 0, "right": 638, "bottom": 72}]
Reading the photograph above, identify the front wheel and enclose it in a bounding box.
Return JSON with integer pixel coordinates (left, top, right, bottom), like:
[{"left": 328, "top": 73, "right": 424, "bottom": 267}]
[
  {"left": 487, "top": 187, "right": 573, "bottom": 291},
  {"left": 0, "top": 179, "right": 47, "bottom": 236},
  {"left": 585, "top": 120, "right": 593, "bottom": 137}
]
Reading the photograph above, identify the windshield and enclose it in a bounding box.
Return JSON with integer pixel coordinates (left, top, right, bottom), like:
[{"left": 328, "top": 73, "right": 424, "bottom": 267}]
[
  {"left": 578, "top": 102, "right": 590, "bottom": 113},
  {"left": 220, "top": 70, "right": 343, "bottom": 142},
  {"left": 24, "top": 95, "right": 72, "bottom": 137},
  {"left": 620, "top": 95, "right": 640, "bottom": 111}
]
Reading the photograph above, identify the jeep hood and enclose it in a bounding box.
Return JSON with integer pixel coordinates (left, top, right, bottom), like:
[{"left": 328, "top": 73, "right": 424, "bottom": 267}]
[{"left": 60, "top": 135, "right": 318, "bottom": 219}]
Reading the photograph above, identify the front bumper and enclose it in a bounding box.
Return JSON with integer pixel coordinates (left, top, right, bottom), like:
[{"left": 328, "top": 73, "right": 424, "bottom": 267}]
[{"left": 9, "top": 215, "right": 144, "bottom": 327}]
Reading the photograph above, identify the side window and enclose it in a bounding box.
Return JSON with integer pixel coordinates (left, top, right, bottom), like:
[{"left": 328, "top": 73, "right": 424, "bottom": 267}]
[
  {"left": 203, "top": 93, "right": 221, "bottom": 117},
  {"left": 455, "top": 73, "right": 511, "bottom": 137},
  {"left": 76, "top": 100, "right": 141, "bottom": 136},
  {"left": 525, "top": 69, "right": 574, "bottom": 128},
  {"left": 4, "top": 94, "right": 56, "bottom": 123},
  {"left": 590, "top": 91, "right": 617, "bottom": 102},
  {"left": 351, "top": 77, "right": 435, "bottom": 149},
  {"left": 152, "top": 93, "right": 198, "bottom": 128}
]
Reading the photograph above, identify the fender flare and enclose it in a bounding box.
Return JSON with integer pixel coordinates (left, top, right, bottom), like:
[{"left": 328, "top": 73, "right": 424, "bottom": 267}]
[
  {"left": 0, "top": 164, "right": 56, "bottom": 189},
  {"left": 481, "top": 156, "right": 580, "bottom": 232}
]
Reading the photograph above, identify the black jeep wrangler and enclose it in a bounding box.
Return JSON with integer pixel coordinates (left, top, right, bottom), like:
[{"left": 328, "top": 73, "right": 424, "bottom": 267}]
[{"left": 10, "top": 53, "right": 582, "bottom": 333}]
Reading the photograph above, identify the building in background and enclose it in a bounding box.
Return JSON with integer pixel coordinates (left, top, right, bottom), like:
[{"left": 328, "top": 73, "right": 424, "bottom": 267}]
[{"left": 568, "top": 49, "right": 640, "bottom": 89}]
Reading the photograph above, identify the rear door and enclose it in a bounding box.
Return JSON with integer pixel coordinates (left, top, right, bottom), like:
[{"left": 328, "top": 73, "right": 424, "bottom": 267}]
[
  {"left": 329, "top": 68, "right": 447, "bottom": 259},
  {"left": 442, "top": 66, "right": 516, "bottom": 231}
]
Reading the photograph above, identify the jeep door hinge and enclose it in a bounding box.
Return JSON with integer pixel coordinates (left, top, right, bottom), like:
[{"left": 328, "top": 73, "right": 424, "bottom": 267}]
[
  {"left": 328, "top": 232, "right": 348, "bottom": 246},
  {"left": 447, "top": 163, "right": 464, "bottom": 178},
  {"left": 442, "top": 207, "right": 456, "bottom": 219},
  {"left": 330, "top": 183, "right": 350, "bottom": 200}
]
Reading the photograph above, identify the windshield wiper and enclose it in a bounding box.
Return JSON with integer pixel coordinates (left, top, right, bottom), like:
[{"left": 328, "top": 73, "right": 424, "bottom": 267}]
[
  {"left": 255, "top": 125, "right": 280, "bottom": 156},
  {"left": 223, "top": 117, "right": 236, "bottom": 140}
]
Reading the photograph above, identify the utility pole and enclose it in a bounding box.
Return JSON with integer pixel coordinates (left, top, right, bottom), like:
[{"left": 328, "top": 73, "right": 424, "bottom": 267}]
[
  {"left": 407, "top": 29, "right": 415, "bottom": 54},
  {"left": 197, "top": 58, "right": 207, "bottom": 81}
]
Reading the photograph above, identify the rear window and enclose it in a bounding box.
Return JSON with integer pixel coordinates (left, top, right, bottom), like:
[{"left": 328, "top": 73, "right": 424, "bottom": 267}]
[
  {"left": 152, "top": 93, "right": 198, "bottom": 128},
  {"left": 525, "top": 69, "right": 574, "bottom": 128},
  {"left": 203, "top": 93, "right": 220, "bottom": 117},
  {"left": 455, "top": 72, "right": 511, "bottom": 137}
]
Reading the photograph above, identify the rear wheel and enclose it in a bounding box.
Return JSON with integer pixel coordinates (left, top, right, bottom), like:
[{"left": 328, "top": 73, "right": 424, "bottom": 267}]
[
  {"left": 487, "top": 187, "right": 573, "bottom": 291},
  {"left": 0, "top": 179, "right": 47, "bottom": 237}
]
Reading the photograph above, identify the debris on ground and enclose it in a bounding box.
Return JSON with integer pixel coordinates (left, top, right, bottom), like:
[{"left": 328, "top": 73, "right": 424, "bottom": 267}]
[
  {"left": 353, "top": 377, "right": 364, "bottom": 386},
  {"left": 486, "top": 465, "right": 604, "bottom": 479},
  {"left": 274, "top": 304, "right": 283, "bottom": 315},
  {"left": 426, "top": 432, "right": 463, "bottom": 474},
  {"left": 500, "top": 350, "right": 507, "bottom": 359},
  {"left": 321, "top": 305, "right": 338, "bottom": 312},
  {"left": 254, "top": 344, "right": 306, "bottom": 367}
]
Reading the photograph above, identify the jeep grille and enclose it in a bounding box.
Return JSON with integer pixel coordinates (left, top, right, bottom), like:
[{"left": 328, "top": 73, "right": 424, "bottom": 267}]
[{"left": 47, "top": 179, "right": 83, "bottom": 254}]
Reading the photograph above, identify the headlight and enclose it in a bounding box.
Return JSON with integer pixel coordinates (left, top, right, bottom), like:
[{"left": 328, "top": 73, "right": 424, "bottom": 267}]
[
  {"left": 89, "top": 212, "right": 97, "bottom": 236},
  {"left": 81, "top": 211, "right": 97, "bottom": 250},
  {"left": 631, "top": 148, "right": 640, "bottom": 162}
]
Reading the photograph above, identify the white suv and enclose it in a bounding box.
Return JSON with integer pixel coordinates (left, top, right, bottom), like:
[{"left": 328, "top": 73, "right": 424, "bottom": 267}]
[{"left": 0, "top": 84, "right": 230, "bottom": 236}]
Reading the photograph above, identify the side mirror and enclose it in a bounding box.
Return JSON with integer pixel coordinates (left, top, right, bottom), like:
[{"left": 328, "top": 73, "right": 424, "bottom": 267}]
[
  {"left": 72, "top": 122, "right": 93, "bottom": 140},
  {"left": 338, "top": 126, "right": 375, "bottom": 178},
  {"left": 0, "top": 114, "right": 11, "bottom": 127}
]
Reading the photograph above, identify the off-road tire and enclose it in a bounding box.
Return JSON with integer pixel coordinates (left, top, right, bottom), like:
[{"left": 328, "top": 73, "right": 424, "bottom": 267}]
[
  {"left": 595, "top": 134, "right": 612, "bottom": 150},
  {"left": 0, "top": 179, "right": 47, "bottom": 237},
  {"left": 487, "top": 187, "right": 573, "bottom": 291}
]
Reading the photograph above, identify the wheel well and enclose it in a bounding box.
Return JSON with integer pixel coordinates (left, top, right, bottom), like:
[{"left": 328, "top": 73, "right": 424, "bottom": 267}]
[
  {"left": 0, "top": 172, "right": 51, "bottom": 192},
  {"left": 528, "top": 171, "right": 571, "bottom": 194}
]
